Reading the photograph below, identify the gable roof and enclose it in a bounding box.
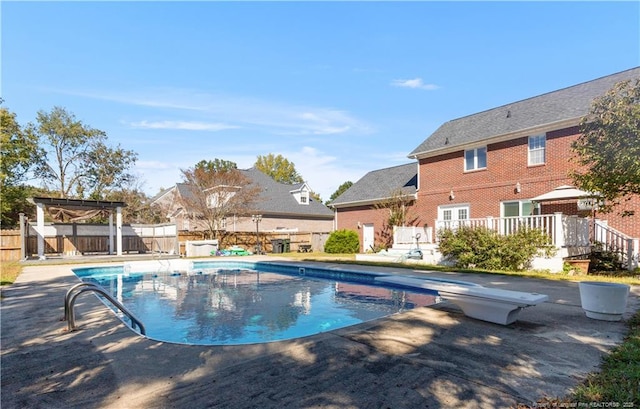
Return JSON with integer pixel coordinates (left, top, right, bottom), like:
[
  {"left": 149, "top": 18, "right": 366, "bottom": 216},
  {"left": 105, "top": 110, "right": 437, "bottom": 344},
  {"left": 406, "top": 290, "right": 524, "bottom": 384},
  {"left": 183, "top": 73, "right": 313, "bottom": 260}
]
[
  {"left": 241, "top": 167, "right": 333, "bottom": 218},
  {"left": 152, "top": 168, "right": 333, "bottom": 219},
  {"left": 330, "top": 163, "right": 418, "bottom": 208},
  {"left": 409, "top": 67, "right": 640, "bottom": 159}
]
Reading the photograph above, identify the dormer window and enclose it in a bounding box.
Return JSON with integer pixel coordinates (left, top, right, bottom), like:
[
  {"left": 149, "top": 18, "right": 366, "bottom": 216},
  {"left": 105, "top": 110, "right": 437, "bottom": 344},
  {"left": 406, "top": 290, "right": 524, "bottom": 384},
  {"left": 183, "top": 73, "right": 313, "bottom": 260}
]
[{"left": 291, "top": 183, "right": 311, "bottom": 205}]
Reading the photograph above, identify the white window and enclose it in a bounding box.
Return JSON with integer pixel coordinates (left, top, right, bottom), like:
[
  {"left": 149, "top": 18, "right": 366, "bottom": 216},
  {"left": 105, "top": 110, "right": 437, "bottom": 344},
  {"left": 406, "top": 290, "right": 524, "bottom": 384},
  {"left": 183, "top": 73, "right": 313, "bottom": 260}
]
[
  {"left": 294, "top": 189, "right": 310, "bottom": 205},
  {"left": 501, "top": 200, "right": 541, "bottom": 234},
  {"left": 528, "top": 134, "right": 546, "bottom": 165},
  {"left": 464, "top": 147, "right": 487, "bottom": 171},
  {"left": 438, "top": 204, "right": 470, "bottom": 230},
  {"left": 502, "top": 201, "right": 538, "bottom": 217}
]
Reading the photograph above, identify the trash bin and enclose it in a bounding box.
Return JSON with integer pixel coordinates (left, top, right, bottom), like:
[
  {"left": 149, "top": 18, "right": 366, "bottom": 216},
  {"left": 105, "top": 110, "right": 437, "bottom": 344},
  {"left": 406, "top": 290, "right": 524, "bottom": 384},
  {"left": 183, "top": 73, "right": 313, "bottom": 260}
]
[
  {"left": 271, "top": 239, "right": 283, "bottom": 254},
  {"left": 282, "top": 239, "right": 290, "bottom": 253}
]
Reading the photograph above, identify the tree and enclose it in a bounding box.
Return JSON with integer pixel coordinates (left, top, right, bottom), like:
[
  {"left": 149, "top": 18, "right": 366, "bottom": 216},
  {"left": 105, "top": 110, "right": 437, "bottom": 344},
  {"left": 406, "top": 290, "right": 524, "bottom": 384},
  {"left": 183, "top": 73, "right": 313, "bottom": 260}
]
[
  {"left": 254, "top": 153, "right": 303, "bottom": 184},
  {"left": 180, "top": 159, "right": 261, "bottom": 240},
  {"left": 195, "top": 158, "right": 237, "bottom": 172},
  {"left": 571, "top": 79, "right": 640, "bottom": 216},
  {"left": 1, "top": 107, "right": 44, "bottom": 187},
  {"left": 84, "top": 141, "right": 138, "bottom": 200},
  {"left": 0, "top": 105, "right": 45, "bottom": 226},
  {"left": 373, "top": 189, "right": 418, "bottom": 249},
  {"left": 31, "top": 106, "right": 137, "bottom": 199},
  {"left": 328, "top": 181, "right": 353, "bottom": 204},
  {"left": 104, "top": 180, "right": 165, "bottom": 224}
]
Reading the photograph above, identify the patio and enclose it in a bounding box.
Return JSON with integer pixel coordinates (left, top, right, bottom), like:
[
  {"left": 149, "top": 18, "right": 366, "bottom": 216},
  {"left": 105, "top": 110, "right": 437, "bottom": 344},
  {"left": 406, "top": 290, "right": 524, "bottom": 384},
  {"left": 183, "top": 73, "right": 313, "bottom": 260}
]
[{"left": 1, "top": 257, "right": 638, "bottom": 408}]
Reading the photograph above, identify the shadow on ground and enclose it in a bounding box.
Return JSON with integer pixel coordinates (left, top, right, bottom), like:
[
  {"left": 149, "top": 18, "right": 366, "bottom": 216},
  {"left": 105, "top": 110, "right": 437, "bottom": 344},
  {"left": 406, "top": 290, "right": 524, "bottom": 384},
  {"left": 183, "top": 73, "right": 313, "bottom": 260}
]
[{"left": 1, "top": 261, "right": 637, "bottom": 408}]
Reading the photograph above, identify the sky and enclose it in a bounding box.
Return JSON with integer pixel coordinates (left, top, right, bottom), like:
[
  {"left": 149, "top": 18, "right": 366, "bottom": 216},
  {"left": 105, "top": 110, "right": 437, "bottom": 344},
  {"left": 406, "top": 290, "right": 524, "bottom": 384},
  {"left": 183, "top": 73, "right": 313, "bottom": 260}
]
[{"left": 2, "top": 1, "right": 639, "bottom": 202}]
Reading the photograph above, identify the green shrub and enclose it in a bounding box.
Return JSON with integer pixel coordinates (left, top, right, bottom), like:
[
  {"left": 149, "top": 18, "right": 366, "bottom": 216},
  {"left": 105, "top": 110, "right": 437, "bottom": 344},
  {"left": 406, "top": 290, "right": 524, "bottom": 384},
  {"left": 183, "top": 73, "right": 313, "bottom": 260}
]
[
  {"left": 438, "top": 225, "right": 556, "bottom": 271},
  {"left": 324, "top": 229, "right": 360, "bottom": 254}
]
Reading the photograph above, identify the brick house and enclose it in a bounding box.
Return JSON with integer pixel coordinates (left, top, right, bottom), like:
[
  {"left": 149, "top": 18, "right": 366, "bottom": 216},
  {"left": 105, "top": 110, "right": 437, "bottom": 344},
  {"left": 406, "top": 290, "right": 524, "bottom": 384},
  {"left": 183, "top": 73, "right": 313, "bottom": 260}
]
[
  {"left": 331, "top": 163, "right": 418, "bottom": 252},
  {"left": 152, "top": 167, "right": 334, "bottom": 234},
  {"left": 332, "top": 67, "right": 639, "bottom": 267}
]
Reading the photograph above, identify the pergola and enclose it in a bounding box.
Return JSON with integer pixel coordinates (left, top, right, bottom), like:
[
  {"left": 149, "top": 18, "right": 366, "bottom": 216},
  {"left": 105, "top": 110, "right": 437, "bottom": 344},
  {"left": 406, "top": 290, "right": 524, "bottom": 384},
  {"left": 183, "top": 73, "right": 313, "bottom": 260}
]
[{"left": 28, "top": 197, "right": 127, "bottom": 259}]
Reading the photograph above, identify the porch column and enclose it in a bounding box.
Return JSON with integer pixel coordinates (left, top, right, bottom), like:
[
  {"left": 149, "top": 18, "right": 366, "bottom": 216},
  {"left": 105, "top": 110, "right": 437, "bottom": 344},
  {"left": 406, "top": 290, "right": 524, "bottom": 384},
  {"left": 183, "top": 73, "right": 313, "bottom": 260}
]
[
  {"left": 553, "top": 212, "right": 564, "bottom": 249},
  {"left": 36, "top": 202, "right": 45, "bottom": 260},
  {"left": 108, "top": 212, "right": 114, "bottom": 255},
  {"left": 116, "top": 206, "right": 123, "bottom": 256},
  {"left": 627, "top": 238, "right": 639, "bottom": 271}
]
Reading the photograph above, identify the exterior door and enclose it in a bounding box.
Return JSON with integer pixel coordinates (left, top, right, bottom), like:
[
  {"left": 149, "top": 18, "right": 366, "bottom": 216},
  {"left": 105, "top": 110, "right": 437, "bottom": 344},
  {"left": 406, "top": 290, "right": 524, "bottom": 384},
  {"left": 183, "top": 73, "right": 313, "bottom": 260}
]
[
  {"left": 363, "top": 223, "right": 375, "bottom": 252},
  {"left": 437, "top": 204, "right": 470, "bottom": 230}
]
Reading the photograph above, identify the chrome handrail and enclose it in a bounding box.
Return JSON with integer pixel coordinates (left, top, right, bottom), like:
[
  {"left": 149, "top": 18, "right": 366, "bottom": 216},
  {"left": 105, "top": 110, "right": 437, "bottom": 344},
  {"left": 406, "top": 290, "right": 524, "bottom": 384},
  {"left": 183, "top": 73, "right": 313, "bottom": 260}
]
[{"left": 64, "top": 282, "right": 146, "bottom": 335}]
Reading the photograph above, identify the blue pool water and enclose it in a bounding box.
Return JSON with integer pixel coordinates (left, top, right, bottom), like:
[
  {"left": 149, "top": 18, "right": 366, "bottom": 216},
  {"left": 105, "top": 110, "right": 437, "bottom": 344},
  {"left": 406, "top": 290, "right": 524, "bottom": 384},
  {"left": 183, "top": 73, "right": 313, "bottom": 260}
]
[{"left": 72, "top": 261, "right": 440, "bottom": 345}]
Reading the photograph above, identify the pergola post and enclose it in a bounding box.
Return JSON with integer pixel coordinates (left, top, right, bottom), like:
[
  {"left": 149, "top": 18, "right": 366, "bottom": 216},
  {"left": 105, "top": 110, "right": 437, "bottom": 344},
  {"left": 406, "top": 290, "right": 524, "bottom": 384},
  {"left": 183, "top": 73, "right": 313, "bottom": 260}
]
[
  {"left": 36, "top": 202, "right": 46, "bottom": 260},
  {"left": 109, "top": 212, "right": 114, "bottom": 255},
  {"left": 28, "top": 196, "right": 128, "bottom": 259},
  {"left": 116, "top": 206, "right": 123, "bottom": 256},
  {"left": 19, "top": 213, "right": 26, "bottom": 260}
]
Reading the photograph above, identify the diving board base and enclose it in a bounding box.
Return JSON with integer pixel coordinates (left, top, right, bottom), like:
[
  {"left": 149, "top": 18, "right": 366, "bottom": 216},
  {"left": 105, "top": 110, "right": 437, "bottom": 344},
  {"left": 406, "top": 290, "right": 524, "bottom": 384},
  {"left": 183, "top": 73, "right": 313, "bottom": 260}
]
[{"left": 439, "top": 293, "right": 525, "bottom": 325}]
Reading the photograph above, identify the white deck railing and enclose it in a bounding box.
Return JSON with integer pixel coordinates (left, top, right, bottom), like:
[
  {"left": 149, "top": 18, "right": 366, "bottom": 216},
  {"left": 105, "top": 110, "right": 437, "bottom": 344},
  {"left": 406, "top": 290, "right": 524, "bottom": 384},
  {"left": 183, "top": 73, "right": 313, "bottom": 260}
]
[
  {"left": 435, "top": 214, "right": 560, "bottom": 245},
  {"left": 393, "top": 213, "right": 638, "bottom": 270}
]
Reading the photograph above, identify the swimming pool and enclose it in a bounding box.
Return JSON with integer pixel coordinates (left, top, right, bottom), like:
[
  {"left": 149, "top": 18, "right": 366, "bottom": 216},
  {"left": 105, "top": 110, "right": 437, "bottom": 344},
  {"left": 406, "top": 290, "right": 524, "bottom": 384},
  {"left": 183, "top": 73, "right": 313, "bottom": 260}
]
[{"left": 72, "top": 261, "right": 441, "bottom": 345}]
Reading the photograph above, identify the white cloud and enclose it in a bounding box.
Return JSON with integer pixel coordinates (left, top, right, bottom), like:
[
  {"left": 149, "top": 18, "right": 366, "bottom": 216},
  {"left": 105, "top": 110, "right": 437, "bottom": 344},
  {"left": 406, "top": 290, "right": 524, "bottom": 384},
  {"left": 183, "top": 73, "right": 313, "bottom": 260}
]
[
  {"left": 130, "top": 120, "right": 238, "bottom": 131},
  {"left": 391, "top": 78, "right": 440, "bottom": 91},
  {"left": 57, "top": 87, "right": 371, "bottom": 137}
]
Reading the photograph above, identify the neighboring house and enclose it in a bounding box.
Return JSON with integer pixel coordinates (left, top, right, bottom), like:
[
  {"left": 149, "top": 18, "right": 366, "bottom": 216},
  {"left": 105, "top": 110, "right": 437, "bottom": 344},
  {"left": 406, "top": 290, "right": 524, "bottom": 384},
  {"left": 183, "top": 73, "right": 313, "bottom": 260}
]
[
  {"left": 152, "top": 167, "right": 334, "bottom": 233},
  {"left": 330, "top": 163, "right": 418, "bottom": 252},
  {"left": 333, "top": 67, "right": 640, "bottom": 258}
]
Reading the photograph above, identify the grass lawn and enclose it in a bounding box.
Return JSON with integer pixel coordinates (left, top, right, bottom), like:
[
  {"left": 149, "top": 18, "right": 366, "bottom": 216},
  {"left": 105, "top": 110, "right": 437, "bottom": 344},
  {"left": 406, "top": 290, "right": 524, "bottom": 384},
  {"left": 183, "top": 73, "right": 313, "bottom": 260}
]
[{"left": 1, "top": 261, "right": 21, "bottom": 286}]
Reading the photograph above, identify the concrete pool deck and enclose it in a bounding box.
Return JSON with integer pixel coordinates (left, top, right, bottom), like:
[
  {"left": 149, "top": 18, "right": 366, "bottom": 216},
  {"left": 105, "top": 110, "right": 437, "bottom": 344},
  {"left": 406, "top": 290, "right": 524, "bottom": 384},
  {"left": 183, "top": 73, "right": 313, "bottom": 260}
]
[{"left": 1, "top": 256, "right": 638, "bottom": 408}]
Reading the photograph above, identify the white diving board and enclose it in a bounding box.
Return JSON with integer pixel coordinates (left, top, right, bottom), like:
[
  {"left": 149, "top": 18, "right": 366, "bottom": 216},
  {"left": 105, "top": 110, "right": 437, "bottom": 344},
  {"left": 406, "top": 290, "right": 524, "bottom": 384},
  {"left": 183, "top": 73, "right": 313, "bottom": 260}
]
[{"left": 375, "top": 275, "right": 548, "bottom": 325}]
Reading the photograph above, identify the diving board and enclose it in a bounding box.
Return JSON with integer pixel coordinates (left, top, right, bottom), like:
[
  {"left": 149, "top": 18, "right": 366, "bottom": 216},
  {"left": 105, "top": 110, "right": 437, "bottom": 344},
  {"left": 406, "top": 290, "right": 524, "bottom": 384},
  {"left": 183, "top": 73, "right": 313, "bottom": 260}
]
[{"left": 376, "top": 275, "right": 548, "bottom": 325}]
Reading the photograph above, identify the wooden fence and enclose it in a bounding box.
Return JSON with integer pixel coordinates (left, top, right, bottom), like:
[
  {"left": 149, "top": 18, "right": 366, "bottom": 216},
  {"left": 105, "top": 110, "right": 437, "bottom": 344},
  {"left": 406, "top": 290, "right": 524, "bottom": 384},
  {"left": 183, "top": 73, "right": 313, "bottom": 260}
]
[
  {"left": 177, "top": 230, "right": 329, "bottom": 256},
  {"left": 0, "top": 223, "right": 178, "bottom": 262},
  {"left": 1, "top": 224, "right": 330, "bottom": 262}
]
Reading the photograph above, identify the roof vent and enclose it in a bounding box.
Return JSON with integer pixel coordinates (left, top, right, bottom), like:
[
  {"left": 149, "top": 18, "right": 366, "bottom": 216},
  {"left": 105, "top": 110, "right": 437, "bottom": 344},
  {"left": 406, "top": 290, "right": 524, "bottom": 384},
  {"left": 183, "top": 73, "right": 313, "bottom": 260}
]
[
  {"left": 444, "top": 137, "right": 449, "bottom": 145},
  {"left": 506, "top": 110, "right": 511, "bottom": 118}
]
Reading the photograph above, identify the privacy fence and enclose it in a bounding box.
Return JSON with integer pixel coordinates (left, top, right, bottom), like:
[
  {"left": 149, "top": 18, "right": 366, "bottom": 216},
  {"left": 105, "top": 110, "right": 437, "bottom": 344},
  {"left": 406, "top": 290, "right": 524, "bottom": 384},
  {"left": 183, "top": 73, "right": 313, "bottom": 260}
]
[{"left": 0, "top": 223, "right": 330, "bottom": 262}]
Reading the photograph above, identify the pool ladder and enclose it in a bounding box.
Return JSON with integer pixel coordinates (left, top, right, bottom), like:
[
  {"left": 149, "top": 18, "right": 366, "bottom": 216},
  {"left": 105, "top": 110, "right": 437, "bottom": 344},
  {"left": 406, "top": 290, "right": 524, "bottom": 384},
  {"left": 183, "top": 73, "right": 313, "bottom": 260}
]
[{"left": 63, "top": 282, "right": 146, "bottom": 335}]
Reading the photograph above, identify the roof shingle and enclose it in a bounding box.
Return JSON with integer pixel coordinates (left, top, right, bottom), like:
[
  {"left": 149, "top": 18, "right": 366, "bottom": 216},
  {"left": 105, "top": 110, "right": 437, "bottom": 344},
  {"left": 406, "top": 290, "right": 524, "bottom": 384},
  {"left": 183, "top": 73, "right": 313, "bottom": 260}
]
[
  {"left": 330, "top": 163, "right": 417, "bottom": 207},
  {"left": 409, "top": 67, "right": 640, "bottom": 158}
]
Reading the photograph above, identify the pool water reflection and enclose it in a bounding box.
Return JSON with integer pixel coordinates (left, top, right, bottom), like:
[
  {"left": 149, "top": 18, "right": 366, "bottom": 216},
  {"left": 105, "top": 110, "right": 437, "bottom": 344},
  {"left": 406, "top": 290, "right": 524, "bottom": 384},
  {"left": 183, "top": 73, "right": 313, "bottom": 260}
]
[{"left": 76, "top": 267, "right": 439, "bottom": 345}]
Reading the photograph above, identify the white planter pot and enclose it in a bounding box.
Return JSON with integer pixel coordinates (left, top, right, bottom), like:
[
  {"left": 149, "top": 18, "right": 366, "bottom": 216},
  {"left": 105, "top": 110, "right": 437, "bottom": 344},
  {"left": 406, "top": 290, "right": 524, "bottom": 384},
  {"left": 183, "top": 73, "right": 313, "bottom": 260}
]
[{"left": 578, "top": 281, "right": 630, "bottom": 321}]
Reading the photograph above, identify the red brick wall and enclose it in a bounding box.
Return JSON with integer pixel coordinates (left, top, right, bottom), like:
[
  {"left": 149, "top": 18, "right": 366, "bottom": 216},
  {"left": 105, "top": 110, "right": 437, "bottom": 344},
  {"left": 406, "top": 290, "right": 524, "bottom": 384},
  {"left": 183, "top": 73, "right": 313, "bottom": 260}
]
[
  {"left": 413, "top": 125, "right": 639, "bottom": 238},
  {"left": 335, "top": 205, "right": 413, "bottom": 252},
  {"left": 335, "top": 125, "right": 640, "bottom": 241}
]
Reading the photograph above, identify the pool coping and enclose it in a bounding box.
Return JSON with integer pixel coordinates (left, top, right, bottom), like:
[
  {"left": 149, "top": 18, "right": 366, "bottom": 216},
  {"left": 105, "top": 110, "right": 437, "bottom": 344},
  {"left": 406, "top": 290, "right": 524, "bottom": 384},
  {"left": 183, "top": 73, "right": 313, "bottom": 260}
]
[{"left": 2, "top": 256, "right": 639, "bottom": 408}]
